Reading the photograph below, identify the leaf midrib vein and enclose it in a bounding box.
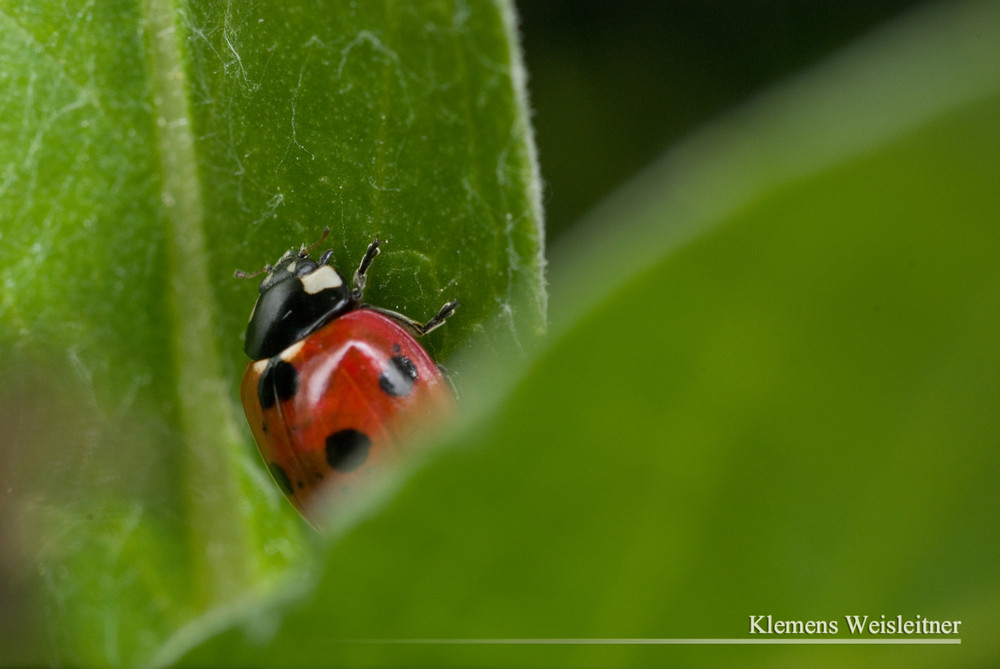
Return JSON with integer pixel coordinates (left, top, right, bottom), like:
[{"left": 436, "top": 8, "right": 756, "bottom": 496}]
[{"left": 144, "top": 0, "right": 252, "bottom": 606}]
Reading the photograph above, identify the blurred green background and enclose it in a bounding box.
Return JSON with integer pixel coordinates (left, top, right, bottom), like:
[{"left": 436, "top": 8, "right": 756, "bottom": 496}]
[{"left": 516, "top": 0, "right": 923, "bottom": 239}]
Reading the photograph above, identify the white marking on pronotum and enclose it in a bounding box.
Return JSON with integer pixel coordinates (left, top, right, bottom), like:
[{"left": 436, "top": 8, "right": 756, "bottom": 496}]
[
  {"left": 301, "top": 265, "right": 342, "bottom": 294},
  {"left": 252, "top": 358, "right": 269, "bottom": 374},
  {"left": 279, "top": 339, "right": 306, "bottom": 362}
]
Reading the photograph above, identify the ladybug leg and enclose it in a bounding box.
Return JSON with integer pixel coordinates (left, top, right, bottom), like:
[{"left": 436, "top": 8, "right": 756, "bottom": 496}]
[
  {"left": 364, "top": 300, "right": 460, "bottom": 337},
  {"left": 316, "top": 249, "right": 334, "bottom": 266},
  {"left": 436, "top": 362, "right": 460, "bottom": 398},
  {"left": 419, "top": 300, "right": 461, "bottom": 334},
  {"left": 351, "top": 237, "right": 382, "bottom": 300}
]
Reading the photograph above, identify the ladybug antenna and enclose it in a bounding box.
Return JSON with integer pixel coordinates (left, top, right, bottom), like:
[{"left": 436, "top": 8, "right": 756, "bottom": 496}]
[
  {"left": 234, "top": 263, "right": 273, "bottom": 280},
  {"left": 301, "top": 227, "right": 331, "bottom": 254},
  {"left": 234, "top": 227, "right": 331, "bottom": 279}
]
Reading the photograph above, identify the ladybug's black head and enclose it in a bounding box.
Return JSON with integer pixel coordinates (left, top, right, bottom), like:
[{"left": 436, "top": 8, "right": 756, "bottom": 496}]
[
  {"left": 258, "top": 246, "right": 330, "bottom": 293},
  {"left": 242, "top": 244, "right": 355, "bottom": 360}
]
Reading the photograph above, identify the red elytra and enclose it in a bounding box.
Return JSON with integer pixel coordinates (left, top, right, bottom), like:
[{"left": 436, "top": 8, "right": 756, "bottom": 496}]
[{"left": 241, "top": 308, "right": 454, "bottom": 523}]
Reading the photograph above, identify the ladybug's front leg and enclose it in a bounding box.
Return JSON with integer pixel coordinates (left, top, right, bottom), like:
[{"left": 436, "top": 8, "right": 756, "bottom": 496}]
[{"left": 351, "top": 237, "right": 382, "bottom": 300}]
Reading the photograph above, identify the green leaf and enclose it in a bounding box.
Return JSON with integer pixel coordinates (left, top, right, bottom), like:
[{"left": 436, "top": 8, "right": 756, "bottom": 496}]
[
  {"left": 0, "top": 0, "right": 542, "bottom": 666},
  {"left": 171, "top": 1, "right": 1000, "bottom": 667}
]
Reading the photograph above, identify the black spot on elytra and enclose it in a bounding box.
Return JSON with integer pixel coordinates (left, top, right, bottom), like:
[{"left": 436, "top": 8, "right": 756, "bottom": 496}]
[
  {"left": 268, "top": 463, "right": 293, "bottom": 496},
  {"left": 379, "top": 354, "right": 418, "bottom": 397},
  {"left": 325, "top": 428, "right": 371, "bottom": 472},
  {"left": 258, "top": 357, "right": 299, "bottom": 409}
]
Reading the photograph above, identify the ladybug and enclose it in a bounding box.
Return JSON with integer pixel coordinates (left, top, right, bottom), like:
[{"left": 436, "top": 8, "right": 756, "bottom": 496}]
[{"left": 237, "top": 229, "right": 458, "bottom": 524}]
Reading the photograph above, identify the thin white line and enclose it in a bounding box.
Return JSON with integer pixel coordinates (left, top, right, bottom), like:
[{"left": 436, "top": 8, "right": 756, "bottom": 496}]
[{"left": 340, "top": 638, "right": 961, "bottom": 646}]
